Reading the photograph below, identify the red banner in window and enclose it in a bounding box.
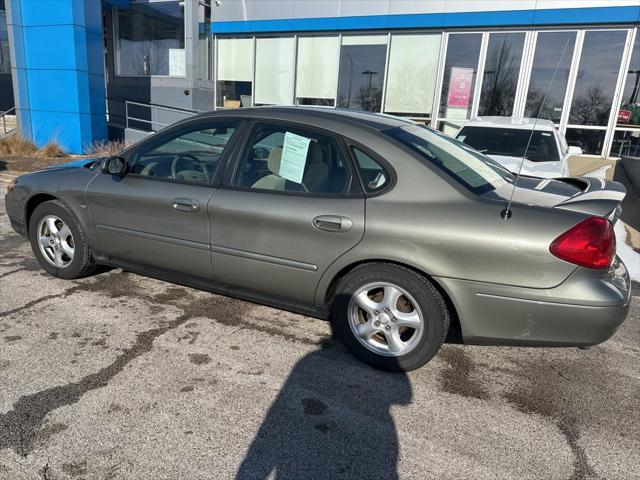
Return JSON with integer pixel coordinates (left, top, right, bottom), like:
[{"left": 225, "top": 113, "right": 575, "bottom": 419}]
[{"left": 447, "top": 67, "right": 474, "bottom": 108}]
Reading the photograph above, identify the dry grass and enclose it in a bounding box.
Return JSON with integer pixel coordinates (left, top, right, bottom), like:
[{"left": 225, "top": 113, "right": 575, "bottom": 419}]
[
  {"left": 0, "top": 135, "right": 68, "bottom": 158},
  {"left": 0, "top": 135, "right": 38, "bottom": 156},
  {"left": 85, "top": 139, "right": 129, "bottom": 157},
  {"left": 34, "top": 141, "right": 68, "bottom": 158}
]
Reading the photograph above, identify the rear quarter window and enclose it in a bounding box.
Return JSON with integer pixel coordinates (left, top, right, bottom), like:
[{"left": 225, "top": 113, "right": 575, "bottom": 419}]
[{"left": 351, "top": 147, "right": 391, "bottom": 194}]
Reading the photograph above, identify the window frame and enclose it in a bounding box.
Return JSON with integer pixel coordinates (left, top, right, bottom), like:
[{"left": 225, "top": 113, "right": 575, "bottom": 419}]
[
  {"left": 123, "top": 117, "right": 247, "bottom": 188},
  {"left": 223, "top": 119, "right": 363, "bottom": 198}
]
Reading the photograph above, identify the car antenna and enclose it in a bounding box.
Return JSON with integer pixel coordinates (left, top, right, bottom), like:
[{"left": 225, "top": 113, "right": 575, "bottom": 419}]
[{"left": 501, "top": 38, "right": 571, "bottom": 220}]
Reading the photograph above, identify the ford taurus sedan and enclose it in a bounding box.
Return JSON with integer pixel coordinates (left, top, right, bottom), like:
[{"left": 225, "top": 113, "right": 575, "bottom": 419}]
[{"left": 4, "top": 107, "right": 631, "bottom": 371}]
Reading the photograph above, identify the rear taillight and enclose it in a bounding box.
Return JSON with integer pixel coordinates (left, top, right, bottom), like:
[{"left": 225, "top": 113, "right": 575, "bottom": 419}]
[{"left": 549, "top": 216, "right": 616, "bottom": 269}]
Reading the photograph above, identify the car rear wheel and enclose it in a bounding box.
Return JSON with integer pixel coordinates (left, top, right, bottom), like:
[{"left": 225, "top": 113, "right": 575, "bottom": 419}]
[
  {"left": 29, "top": 200, "right": 95, "bottom": 279},
  {"left": 331, "top": 263, "right": 449, "bottom": 372}
]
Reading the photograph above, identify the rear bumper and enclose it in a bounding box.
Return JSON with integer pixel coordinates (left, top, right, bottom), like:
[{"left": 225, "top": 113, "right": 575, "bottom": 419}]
[{"left": 436, "top": 257, "right": 631, "bottom": 347}]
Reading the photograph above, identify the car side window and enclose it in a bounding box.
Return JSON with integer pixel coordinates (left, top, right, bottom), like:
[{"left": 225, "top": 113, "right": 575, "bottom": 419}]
[
  {"left": 352, "top": 147, "right": 390, "bottom": 193},
  {"left": 233, "top": 123, "right": 354, "bottom": 195},
  {"left": 129, "top": 123, "right": 237, "bottom": 185}
]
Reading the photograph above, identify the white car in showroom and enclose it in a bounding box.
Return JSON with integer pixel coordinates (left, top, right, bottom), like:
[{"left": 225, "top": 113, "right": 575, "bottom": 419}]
[{"left": 455, "top": 117, "right": 583, "bottom": 178}]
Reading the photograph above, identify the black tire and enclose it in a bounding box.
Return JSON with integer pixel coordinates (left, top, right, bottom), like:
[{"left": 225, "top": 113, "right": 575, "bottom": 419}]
[
  {"left": 28, "top": 200, "right": 95, "bottom": 279},
  {"left": 330, "top": 263, "right": 449, "bottom": 372}
]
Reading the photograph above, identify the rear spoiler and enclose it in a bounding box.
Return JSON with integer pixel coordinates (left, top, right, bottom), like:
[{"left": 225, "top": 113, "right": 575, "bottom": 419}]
[{"left": 553, "top": 176, "right": 626, "bottom": 220}]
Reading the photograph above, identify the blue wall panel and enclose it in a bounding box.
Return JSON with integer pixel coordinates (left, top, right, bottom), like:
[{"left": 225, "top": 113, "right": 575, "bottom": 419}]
[
  {"left": 26, "top": 70, "right": 85, "bottom": 113},
  {"left": 22, "top": 25, "right": 88, "bottom": 71},
  {"left": 6, "top": 0, "right": 107, "bottom": 153}
]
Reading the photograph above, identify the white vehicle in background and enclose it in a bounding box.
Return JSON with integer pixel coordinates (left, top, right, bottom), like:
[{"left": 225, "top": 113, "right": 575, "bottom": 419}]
[{"left": 455, "top": 117, "right": 583, "bottom": 179}]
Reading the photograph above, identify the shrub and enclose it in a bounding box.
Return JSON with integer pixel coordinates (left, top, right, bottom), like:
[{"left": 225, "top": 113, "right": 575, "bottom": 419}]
[
  {"left": 85, "top": 139, "right": 129, "bottom": 157},
  {"left": 0, "top": 135, "right": 38, "bottom": 156},
  {"left": 34, "top": 141, "right": 68, "bottom": 158}
]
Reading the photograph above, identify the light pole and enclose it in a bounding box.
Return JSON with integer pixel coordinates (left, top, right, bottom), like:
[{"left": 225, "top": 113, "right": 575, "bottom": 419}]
[{"left": 361, "top": 70, "right": 378, "bottom": 110}]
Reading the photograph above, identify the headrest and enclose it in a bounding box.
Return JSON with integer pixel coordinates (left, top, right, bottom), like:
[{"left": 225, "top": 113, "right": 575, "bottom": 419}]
[
  {"left": 267, "top": 147, "right": 283, "bottom": 174},
  {"left": 307, "top": 141, "right": 323, "bottom": 164}
]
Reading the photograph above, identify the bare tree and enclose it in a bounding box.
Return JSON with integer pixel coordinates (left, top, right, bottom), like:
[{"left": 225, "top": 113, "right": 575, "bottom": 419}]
[
  {"left": 479, "top": 40, "right": 520, "bottom": 116},
  {"left": 569, "top": 85, "right": 609, "bottom": 125}
]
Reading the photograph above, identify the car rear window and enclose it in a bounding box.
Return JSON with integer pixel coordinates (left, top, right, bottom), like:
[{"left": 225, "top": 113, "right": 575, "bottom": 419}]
[
  {"left": 384, "top": 125, "right": 514, "bottom": 195},
  {"left": 456, "top": 126, "right": 561, "bottom": 163}
]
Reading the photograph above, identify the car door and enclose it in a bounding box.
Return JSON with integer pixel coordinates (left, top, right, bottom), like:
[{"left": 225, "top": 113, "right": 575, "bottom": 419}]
[
  {"left": 208, "top": 121, "right": 365, "bottom": 304},
  {"left": 85, "top": 119, "right": 243, "bottom": 279}
]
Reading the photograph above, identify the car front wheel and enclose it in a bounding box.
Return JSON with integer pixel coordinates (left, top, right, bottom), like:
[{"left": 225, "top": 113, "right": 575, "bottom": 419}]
[
  {"left": 331, "top": 263, "right": 449, "bottom": 372},
  {"left": 29, "top": 200, "right": 95, "bottom": 279}
]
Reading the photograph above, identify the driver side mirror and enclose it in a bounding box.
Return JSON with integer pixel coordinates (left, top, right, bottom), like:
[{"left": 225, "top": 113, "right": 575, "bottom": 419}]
[
  {"left": 567, "top": 146, "right": 583, "bottom": 156},
  {"left": 105, "top": 156, "right": 128, "bottom": 176}
]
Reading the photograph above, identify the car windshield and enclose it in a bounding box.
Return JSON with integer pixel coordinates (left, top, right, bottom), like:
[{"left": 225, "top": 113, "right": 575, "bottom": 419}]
[
  {"left": 385, "top": 124, "right": 514, "bottom": 195},
  {"left": 456, "top": 126, "right": 561, "bottom": 163}
]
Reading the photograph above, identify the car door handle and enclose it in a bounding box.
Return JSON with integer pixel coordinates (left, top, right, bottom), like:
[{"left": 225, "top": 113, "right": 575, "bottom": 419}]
[
  {"left": 171, "top": 198, "right": 199, "bottom": 212},
  {"left": 313, "top": 215, "right": 353, "bottom": 232}
]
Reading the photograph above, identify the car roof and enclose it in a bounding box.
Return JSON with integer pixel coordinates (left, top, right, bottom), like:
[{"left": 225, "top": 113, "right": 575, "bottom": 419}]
[
  {"left": 462, "top": 116, "right": 557, "bottom": 132},
  {"left": 195, "top": 106, "right": 416, "bottom": 132}
]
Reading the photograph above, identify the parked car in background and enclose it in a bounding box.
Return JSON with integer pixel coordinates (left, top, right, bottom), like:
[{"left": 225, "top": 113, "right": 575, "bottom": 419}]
[
  {"left": 5, "top": 108, "right": 630, "bottom": 372},
  {"left": 456, "top": 117, "right": 583, "bottom": 179}
]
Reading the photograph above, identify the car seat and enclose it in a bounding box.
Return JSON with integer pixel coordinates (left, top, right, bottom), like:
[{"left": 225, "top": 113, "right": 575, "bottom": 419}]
[{"left": 252, "top": 142, "right": 329, "bottom": 192}]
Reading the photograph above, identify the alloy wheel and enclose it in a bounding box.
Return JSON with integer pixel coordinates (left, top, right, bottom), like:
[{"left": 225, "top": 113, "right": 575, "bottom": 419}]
[
  {"left": 347, "top": 282, "right": 424, "bottom": 357},
  {"left": 37, "top": 214, "right": 75, "bottom": 268}
]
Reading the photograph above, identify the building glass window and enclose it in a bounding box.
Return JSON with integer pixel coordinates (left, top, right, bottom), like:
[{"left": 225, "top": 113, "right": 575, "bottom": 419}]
[
  {"left": 196, "top": 1, "right": 211, "bottom": 81},
  {"left": 566, "top": 30, "right": 627, "bottom": 155},
  {"left": 0, "top": 2, "right": 11, "bottom": 74},
  {"left": 384, "top": 34, "right": 441, "bottom": 120},
  {"left": 337, "top": 35, "right": 388, "bottom": 112},
  {"left": 296, "top": 36, "right": 340, "bottom": 106},
  {"left": 115, "top": 1, "right": 186, "bottom": 77},
  {"left": 569, "top": 30, "right": 627, "bottom": 126},
  {"left": 525, "top": 31, "right": 576, "bottom": 123},
  {"left": 610, "top": 130, "right": 640, "bottom": 158},
  {"left": 478, "top": 32, "right": 525, "bottom": 117},
  {"left": 611, "top": 32, "right": 640, "bottom": 158},
  {"left": 254, "top": 37, "right": 295, "bottom": 105},
  {"left": 438, "top": 33, "right": 482, "bottom": 136},
  {"left": 216, "top": 37, "right": 253, "bottom": 108},
  {"left": 616, "top": 33, "right": 640, "bottom": 130},
  {"left": 565, "top": 128, "right": 606, "bottom": 156}
]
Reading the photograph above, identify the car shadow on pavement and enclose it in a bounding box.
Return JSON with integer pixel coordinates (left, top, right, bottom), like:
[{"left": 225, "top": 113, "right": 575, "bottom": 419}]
[{"left": 235, "top": 345, "right": 411, "bottom": 480}]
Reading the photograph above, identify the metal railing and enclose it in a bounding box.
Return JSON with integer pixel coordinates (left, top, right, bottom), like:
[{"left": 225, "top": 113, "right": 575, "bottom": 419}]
[
  {"left": 0, "top": 107, "right": 16, "bottom": 136},
  {"left": 124, "top": 101, "right": 196, "bottom": 133}
]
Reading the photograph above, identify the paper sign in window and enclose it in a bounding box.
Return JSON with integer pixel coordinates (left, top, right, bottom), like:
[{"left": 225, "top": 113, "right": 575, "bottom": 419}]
[
  {"left": 169, "top": 48, "right": 186, "bottom": 76},
  {"left": 279, "top": 132, "right": 310, "bottom": 184}
]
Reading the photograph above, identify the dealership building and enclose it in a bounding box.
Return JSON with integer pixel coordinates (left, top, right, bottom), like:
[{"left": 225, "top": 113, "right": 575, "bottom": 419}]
[{"left": 3, "top": 0, "right": 640, "bottom": 158}]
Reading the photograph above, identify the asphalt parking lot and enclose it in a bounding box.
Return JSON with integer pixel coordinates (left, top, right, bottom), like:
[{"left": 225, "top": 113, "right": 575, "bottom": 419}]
[{"left": 1, "top": 175, "right": 639, "bottom": 480}]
